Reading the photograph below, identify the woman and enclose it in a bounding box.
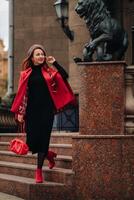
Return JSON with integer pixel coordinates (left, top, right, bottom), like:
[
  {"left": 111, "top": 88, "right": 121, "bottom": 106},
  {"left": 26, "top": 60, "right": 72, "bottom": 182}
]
[{"left": 11, "top": 44, "right": 75, "bottom": 183}]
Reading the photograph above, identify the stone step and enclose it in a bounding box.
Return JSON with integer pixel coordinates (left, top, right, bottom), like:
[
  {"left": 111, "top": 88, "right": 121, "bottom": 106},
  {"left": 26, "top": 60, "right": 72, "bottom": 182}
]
[
  {"left": 0, "top": 142, "right": 72, "bottom": 156},
  {"left": 0, "top": 192, "right": 24, "bottom": 200},
  {"left": 0, "top": 132, "right": 78, "bottom": 144},
  {"left": 49, "top": 144, "right": 72, "bottom": 156},
  {"left": 50, "top": 132, "right": 78, "bottom": 144},
  {"left": 0, "top": 173, "right": 74, "bottom": 200},
  {"left": 0, "top": 151, "right": 72, "bottom": 169},
  {"left": 0, "top": 161, "right": 74, "bottom": 185}
]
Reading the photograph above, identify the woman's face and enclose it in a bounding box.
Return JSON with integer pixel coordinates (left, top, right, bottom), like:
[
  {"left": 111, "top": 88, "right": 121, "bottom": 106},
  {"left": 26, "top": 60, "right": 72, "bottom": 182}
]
[{"left": 32, "top": 48, "right": 45, "bottom": 65}]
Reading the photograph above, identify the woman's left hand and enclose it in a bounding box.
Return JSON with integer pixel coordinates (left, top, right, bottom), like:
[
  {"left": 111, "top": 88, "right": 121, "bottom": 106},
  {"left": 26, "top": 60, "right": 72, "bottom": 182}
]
[{"left": 47, "top": 56, "right": 56, "bottom": 64}]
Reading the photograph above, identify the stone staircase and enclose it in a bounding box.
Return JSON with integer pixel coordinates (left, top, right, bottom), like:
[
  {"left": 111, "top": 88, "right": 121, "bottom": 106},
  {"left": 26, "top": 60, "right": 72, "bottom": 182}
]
[{"left": 0, "top": 132, "right": 78, "bottom": 200}]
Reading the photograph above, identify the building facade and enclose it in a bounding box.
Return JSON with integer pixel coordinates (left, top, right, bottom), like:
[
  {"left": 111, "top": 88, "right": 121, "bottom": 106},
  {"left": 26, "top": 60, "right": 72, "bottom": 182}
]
[
  {"left": 0, "top": 39, "right": 8, "bottom": 97},
  {"left": 13, "top": 0, "right": 69, "bottom": 92},
  {"left": 12, "top": 0, "right": 134, "bottom": 91},
  {"left": 11, "top": 0, "right": 134, "bottom": 132}
]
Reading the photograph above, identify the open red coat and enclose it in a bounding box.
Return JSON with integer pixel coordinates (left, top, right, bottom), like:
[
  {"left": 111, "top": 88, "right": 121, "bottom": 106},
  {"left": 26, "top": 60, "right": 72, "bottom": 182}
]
[{"left": 11, "top": 65, "right": 75, "bottom": 115}]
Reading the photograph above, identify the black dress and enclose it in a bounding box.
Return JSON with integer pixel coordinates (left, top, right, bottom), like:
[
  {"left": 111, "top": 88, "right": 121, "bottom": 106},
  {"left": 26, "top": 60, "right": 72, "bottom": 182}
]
[{"left": 25, "top": 61, "right": 68, "bottom": 154}]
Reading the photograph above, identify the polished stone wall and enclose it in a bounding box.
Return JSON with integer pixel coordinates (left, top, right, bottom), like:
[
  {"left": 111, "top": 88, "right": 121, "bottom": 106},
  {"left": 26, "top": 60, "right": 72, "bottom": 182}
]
[
  {"left": 71, "top": 61, "right": 134, "bottom": 199},
  {"left": 78, "top": 62, "right": 125, "bottom": 135},
  {"left": 73, "top": 135, "right": 134, "bottom": 200}
]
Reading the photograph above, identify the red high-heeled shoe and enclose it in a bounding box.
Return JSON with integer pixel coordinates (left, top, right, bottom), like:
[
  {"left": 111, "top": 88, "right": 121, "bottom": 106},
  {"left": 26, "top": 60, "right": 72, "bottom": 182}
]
[
  {"left": 35, "top": 168, "right": 43, "bottom": 183},
  {"left": 47, "top": 150, "right": 57, "bottom": 169}
]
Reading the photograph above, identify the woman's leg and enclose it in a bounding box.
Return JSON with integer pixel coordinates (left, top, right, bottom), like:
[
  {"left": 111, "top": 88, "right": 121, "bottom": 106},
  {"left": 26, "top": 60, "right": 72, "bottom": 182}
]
[
  {"left": 47, "top": 150, "right": 57, "bottom": 169},
  {"left": 35, "top": 152, "right": 46, "bottom": 183},
  {"left": 37, "top": 152, "right": 46, "bottom": 169}
]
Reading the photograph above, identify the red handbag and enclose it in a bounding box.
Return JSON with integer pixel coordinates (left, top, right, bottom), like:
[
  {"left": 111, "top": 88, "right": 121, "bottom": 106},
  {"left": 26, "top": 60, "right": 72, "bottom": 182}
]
[
  {"left": 9, "top": 122, "right": 29, "bottom": 155},
  {"left": 9, "top": 138, "right": 29, "bottom": 155}
]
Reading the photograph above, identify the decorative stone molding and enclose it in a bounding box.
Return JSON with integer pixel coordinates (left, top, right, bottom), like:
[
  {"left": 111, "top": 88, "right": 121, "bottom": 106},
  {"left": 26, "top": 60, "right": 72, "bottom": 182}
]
[{"left": 125, "top": 65, "right": 134, "bottom": 134}]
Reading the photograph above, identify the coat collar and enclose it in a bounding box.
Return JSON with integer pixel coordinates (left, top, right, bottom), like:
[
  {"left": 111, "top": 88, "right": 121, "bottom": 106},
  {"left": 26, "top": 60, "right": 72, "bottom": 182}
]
[{"left": 23, "top": 64, "right": 57, "bottom": 74}]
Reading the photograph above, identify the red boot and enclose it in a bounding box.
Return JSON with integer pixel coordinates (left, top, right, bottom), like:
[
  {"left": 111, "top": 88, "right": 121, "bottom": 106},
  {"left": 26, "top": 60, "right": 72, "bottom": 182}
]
[
  {"left": 35, "top": 168, "right": 43, "bottom": 183},
  {"left": 47, "top": 150, "right": 57, "bottom": 169}
]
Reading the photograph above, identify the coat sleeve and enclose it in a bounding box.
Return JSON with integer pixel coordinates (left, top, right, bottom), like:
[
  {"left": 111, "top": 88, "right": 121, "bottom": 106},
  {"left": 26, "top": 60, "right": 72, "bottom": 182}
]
[
  {"left": 17, "top": 88, "right": 28, "bottom": 115},
  {"left": 53, "top": 61, "right": 68, "bottom": 80},
  {"left": 17, "top": 72, "right": 28, "bottom": 115},
  {"left": 11, "top": 71, "right": 28, "bottom": 116}
]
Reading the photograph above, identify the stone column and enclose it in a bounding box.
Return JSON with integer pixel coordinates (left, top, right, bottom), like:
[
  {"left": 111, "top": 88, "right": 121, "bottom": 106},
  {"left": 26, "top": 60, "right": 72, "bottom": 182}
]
[{"left": 69, "top": 0, "right": 89, "bottom": 93}]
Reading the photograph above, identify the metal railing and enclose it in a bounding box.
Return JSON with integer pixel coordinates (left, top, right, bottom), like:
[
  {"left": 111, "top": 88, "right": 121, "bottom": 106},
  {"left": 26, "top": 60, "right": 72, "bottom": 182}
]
[
  {"left": 53, "top": 104, "right": 79, "bottom": 132},
  {"left": 0, "top": 107, "right": 18, "bottom": 133},
  {"left": 0, "top": 103, "right": 79, "bottom": 133}
]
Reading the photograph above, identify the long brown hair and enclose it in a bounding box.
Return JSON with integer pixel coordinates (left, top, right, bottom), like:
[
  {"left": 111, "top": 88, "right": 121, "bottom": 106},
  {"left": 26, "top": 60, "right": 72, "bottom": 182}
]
[
  {"left": 21, "top": 45, "right": 47, "bottom": 70},
  {"left": 21, "top": 56, "right": 33, "bottom": 70}
]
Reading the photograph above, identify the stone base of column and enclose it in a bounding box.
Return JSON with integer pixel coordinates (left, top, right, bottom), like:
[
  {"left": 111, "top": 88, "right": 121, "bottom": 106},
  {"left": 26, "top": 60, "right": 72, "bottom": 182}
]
[
  {"left": 72, "top": 135, "right": 134, "bottom": 200},
  {"left": 78, "top": 61, "right": 125, "bottom": 135}
]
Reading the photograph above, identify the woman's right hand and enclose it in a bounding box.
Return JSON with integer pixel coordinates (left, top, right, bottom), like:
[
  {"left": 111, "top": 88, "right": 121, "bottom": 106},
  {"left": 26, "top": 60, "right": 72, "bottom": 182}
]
[{"left": 17, "top": 114, "right": 24, "bottom": 123}]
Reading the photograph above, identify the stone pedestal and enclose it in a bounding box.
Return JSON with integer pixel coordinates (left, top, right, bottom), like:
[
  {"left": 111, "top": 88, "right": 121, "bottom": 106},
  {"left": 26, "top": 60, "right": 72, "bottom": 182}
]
[
  {"left": 72, "top": 61, "right": 134, "bottom": 200},
  {"left": 78, "top": 61, "right": 125, "bottom": 135},
  {"left": 72, "top": 135, "right": 134, "bottom": 200}
]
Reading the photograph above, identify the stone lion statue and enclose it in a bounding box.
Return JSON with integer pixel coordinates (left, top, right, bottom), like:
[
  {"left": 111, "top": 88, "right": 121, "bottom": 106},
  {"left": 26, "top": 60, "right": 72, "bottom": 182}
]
[{"left": 74, "top": 0, "right": 128, "bottom": 62}]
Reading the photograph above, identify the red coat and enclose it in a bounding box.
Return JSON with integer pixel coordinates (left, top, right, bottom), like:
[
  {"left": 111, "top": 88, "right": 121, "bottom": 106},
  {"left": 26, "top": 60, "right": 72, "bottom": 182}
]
[{"left": 11, "top": 65, "right": 75, "bottom": 115}]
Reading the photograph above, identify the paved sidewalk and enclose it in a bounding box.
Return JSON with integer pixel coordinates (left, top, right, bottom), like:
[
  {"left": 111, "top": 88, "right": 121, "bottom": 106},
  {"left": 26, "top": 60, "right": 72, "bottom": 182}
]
[{"left": 0, "top": 192, "right": 24, "bottom": 200}]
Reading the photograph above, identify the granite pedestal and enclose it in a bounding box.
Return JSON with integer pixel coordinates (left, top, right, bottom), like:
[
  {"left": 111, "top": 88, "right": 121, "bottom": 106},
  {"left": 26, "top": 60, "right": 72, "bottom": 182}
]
[
  {"left": 73, "top": 135, "right": 134, "bottom": 200},
  {"left": 78, "top": 61, "right": 125, "bottom": 135},
  {"left": 72, "top": 62, "right": 134, "bottom": 200}
]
